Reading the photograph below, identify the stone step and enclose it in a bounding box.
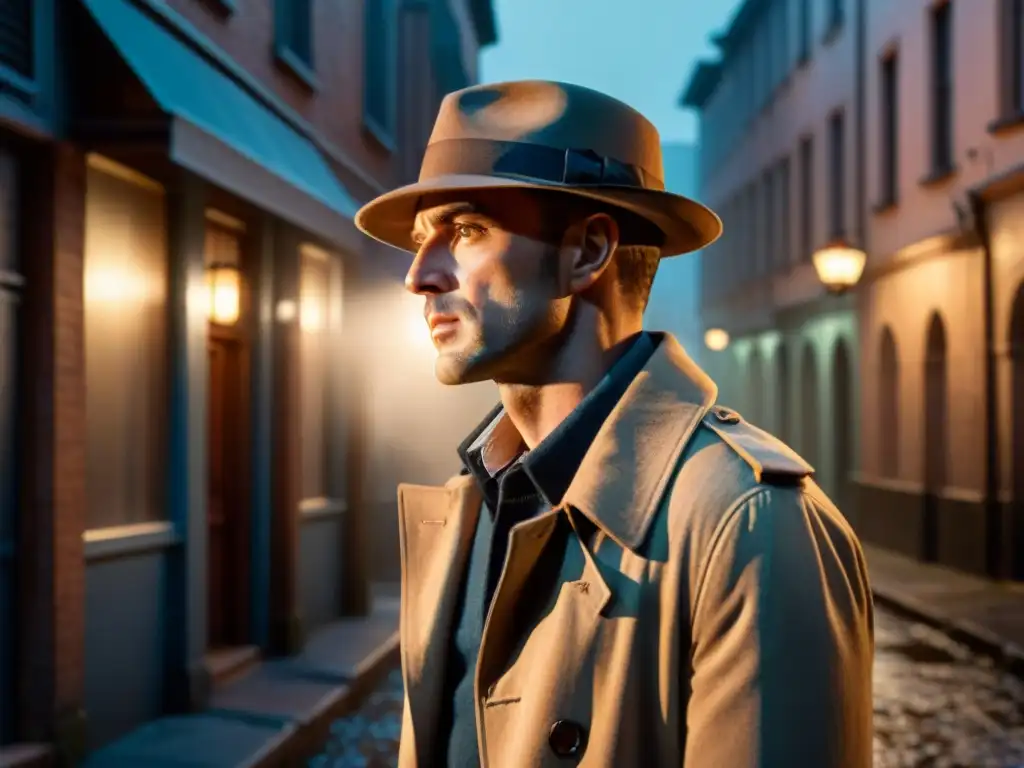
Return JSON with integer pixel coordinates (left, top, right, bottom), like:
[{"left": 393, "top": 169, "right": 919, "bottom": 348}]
[{"left": 205, "top": 645, "right": 262, "bottom": 689}]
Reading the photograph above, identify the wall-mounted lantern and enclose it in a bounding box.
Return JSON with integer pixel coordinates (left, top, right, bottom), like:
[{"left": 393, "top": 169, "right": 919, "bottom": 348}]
[
  {"left": 206, "top": 262, "right": 240, "bottom": 325},
  {"left": 812, "top": 238, "right": 867, "bottom": 295},
  {"left": 704, "top": 328, "right": 730, "bottom": 352}
]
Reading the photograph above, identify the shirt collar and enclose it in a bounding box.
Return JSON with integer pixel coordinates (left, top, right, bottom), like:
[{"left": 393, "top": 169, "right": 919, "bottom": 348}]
[{"left": 457, "top": 332, "right": 657, "bottom": 506}]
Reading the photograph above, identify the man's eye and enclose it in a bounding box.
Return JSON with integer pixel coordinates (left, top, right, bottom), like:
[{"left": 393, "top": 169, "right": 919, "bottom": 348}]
[{"left": 453, "top": 223, "right": 484, "bottom": 241}]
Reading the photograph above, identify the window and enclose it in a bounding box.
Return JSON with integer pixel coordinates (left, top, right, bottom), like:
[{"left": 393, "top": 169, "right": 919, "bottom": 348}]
[
  {"left": 929, "top": 1, "right": 954, "bottom": 173},
  {"left": 828, "top": 110, "right": 845, "bottom": 238},
  {"left": 299, "top": 245, "right": 339, "bottom": 501},
  {"left": 779, "top": 156, "right": 791, "bottom": 268},
  {"left": 799, "top": 135, "right": 814, "bottom": 260},
  {"left": 0, "top": 0, "right": 33, "bottom": 80},
  {"left": 364, "top": 0, "right": 397, "bottom": 145},
  {"left": 797, "top": 0, "right": 812, "bottom": 63},
  {"left": 275, "top": 0, "right": 314, "bottom": 80},
  {"left": 747, "top": 183, "right": 759, "bottom": 278},
  {"left": 880, "top": 51, "right": 899, "bottom": 206},
  {"left": 1000, "top": 0, "right": 1024, "bottom": 115},
  {"left": 762, "top": 170, "right": 775, "bottom": 273},
  {"left": 84, "top": 157, "right": 168, "bottom": 529},
  {"left": 827, "top": 0, "right": 843, "bottom": 33},
  {"left": 779, "top": 0, "right": 791, "bottom": 81}
]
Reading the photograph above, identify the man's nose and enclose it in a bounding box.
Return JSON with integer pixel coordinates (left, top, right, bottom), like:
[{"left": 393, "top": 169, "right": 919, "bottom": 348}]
[{"left": 404, "top": 241, "right": 458, "bottom": 295}]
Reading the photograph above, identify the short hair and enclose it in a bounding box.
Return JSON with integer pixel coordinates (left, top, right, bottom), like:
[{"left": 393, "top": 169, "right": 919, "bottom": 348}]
[{"left": 537, "top": 191, "right": 664, "bottom": 309}]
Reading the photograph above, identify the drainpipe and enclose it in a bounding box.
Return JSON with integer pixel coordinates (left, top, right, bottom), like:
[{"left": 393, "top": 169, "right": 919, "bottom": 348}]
[
  {"left": 854, "top": 0, "right": 867, "bottom": 248},
  {"left": 971, "top": 190, "right": 1003, "bottom": 579}
]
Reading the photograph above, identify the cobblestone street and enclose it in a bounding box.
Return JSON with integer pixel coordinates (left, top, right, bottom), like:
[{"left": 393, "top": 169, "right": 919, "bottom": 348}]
[{"left": 311, "top": 606, "right": 1024, "bottom": 767}]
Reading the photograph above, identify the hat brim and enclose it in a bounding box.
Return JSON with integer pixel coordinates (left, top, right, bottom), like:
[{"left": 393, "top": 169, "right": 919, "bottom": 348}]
[{"left": 354, "top": 174, "right": 722, "bottom": 258}]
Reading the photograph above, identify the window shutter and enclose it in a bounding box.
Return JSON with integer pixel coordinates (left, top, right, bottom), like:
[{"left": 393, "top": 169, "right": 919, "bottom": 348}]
[{"left": 0, "top": 1, "right": 32, "bottom": 79}]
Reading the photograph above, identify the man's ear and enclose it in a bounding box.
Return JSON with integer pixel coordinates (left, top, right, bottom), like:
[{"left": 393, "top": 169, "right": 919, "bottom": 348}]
[{"left": 560, "top": 213, "right": 620, "bottom": 295}]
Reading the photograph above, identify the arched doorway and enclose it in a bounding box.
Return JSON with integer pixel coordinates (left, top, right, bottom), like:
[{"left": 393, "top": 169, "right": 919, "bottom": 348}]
[
  {"left": 801, "top": 343, "right": 820, "bottom": 465},
  {"left": 832, "top": 338, "right": 854, "bottom": 516},
  {"left": 1009, "top": 284, "right": 1024, "bottom": 579},
  {"left": 776, "top": 342, "right": 791, "bottom": 444},
  {"left": 747, "top": 347, "right": 765, "bottom": 426},
  {"left": 923, "top": 312, "right": 948, "bottom": 563},
  {"left": 879, "top": 327, "right": 900, "bottom": 477}
]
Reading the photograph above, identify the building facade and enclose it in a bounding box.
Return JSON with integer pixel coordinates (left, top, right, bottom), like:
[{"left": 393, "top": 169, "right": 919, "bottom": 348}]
[
  {"left": 682, "top": 0, "right": 864, "bottom": 517},
  {"left": 0, "top": 0, "right": 495, "bottom": 760},
  {"left": 684, "top": 0, "right": 1024, "bottom": 582},
  {"left": 856, "top": 0, "right": 1024, "bottom": 579}
]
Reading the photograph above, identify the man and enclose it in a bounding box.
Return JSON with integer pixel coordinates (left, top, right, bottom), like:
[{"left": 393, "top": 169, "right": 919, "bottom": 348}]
[{"left": 355, "top": 81, "right": 874, "bottom": 767}]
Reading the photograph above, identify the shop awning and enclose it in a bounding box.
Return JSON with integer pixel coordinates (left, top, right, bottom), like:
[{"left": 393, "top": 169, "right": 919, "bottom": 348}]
[{"left": 81, "top": 0, "right": 363, "bottom": 251}]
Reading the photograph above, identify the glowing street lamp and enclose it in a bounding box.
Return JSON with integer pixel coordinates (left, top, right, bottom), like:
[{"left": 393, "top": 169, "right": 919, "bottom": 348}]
[
  {"left": 704, "top": 328, "right": 730, "bottom": 352},
  {"left": 812, "top": 238, "right": 867, "bottom": 295},
  {"left": 206, "top": 262, "right": 241, "bottom": 325}
]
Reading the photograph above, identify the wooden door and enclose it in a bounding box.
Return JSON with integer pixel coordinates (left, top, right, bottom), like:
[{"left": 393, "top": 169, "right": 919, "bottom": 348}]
[{"left": 207, "top": 333, "right": 250, "bottom": 649}]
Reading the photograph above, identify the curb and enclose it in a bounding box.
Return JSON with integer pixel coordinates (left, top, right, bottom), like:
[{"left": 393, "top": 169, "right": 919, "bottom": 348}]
[
  {"left": 252, "top": 630, "right": 402, "bottom": 768},
  {"left": 872, "top": 586, "right": 1024, "bottom": 679}
]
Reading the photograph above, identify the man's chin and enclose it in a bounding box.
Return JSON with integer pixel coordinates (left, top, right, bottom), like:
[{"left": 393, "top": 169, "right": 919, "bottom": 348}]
[{"left": 432, "top": 349, "right": 491, "bottom": 386}]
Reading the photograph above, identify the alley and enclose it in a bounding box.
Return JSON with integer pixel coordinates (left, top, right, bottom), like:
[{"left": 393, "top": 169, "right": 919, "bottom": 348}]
[{"left": 310, "top": 606, "right": 1024, "bottom": 767}]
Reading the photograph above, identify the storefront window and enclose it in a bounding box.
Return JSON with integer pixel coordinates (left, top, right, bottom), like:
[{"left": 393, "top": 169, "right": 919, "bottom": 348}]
[
  {"left": 83, "top": 156, "right": 168, "bottom": 530},
  {"left": 299, "top": 244, "right": 337, "bottom": 502}
]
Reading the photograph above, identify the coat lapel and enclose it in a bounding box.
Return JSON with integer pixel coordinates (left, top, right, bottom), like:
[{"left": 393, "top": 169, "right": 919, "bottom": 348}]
[
  {"left": 563, "top": 333, "right": 718, "bottom": 552},
  {"left": 477, "top": 507, "right": 612, "bottom": 689},
  {"left": 398, "top": 474, "right": 482, "bottom": 765}
]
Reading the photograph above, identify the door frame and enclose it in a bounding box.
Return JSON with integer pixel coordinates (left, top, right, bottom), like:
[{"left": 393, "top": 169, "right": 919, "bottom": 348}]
[{"left": 0, "top": 145, "right": 20, "bottom": 746}]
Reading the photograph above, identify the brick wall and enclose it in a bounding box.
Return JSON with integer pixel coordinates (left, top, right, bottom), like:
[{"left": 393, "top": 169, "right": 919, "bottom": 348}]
[
  {"left": 164, "top": 0, "right": 398, "bottom": 194},
  {"left": 17, "top": 142, "right": 87, "bottom": 754}
]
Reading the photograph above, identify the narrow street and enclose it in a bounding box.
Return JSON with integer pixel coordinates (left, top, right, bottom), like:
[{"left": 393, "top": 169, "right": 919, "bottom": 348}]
[{"left": 310, "top": 606, "right": 1024, "bottom": 768}]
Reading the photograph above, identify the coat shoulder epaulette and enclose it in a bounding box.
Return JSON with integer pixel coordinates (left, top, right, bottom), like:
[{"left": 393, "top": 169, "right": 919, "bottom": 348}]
[{"left": 700, "top": 405, "right": 814, "bottom": 485}]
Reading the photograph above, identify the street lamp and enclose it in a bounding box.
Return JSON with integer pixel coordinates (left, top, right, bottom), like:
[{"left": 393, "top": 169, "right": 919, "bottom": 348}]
[
  {"left": 206, "top": 262, "right": 241, "bottom": 325},
  {"left": 812, "top": 238, "right": 867, "bottom": 295},
  {"left": 704, "top": 328, "right": 730, "bottom": 351}
]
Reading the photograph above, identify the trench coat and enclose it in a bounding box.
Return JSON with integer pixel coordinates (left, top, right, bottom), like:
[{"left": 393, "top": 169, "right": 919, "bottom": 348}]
[{"left": 396, "top": 333, "right": 874, "bottom": 767}]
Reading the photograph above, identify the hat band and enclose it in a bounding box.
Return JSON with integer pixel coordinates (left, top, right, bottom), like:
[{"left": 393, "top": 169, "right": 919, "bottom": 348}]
[{"left": 419, "top": 138, "right": 665, "bottom": 191}]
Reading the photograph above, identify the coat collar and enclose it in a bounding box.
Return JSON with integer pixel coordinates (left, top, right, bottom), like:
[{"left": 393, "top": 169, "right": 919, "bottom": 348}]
[{"left": 560, "top": 332, "right": 717, "bottom": 551}]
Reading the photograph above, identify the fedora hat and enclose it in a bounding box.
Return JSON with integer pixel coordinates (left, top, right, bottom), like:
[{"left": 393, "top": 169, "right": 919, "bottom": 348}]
[{"left": 355, "top": 80, "right": 722, "bottom": 257}]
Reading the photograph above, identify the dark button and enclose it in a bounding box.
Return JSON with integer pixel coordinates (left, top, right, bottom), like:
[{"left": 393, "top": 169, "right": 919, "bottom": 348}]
[
  {"left": 712, "top": 405, "right": 741, "bottom": 424},
  {"left": 548, "top": 719, "right": 586, "bottom": 758}
]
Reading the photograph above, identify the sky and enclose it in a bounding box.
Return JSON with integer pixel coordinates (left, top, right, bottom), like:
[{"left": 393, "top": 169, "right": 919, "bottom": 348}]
[{"left": 480, "top": 0, "right": 744, "bottom": 145}]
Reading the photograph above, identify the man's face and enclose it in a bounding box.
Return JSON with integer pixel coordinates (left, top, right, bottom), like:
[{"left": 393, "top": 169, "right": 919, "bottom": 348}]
[{"left": 406, "top": 189, "right": 572, "bottom": 385}]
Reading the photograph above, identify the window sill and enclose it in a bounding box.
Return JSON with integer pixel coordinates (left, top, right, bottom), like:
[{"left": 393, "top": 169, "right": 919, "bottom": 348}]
[
  {"left": 274, "top": 45, "right": 319, "bottom": 93},
  {"left": 872, "top": 197, "right": 898, "bottom": 215},
  {"left": 299, "top": 497, "right": 348, "bottom": 520},
  {"left": 362, "top": 115, "right": 396, "bottom": 154},
  {"left": 919, "top": 164, "right": 958, "bottom": 188},
  {"left": 0, "top": 61, "right": 37, "bottom": 101},
  {"left": 83, "top": 521, "right": 180, "bottom": 562},
  {"left": 988, "top": 110, "right": 1024, "bottom": 135},
  {"left": 199, "top": 0, "right": 236, "bottom": 16}
]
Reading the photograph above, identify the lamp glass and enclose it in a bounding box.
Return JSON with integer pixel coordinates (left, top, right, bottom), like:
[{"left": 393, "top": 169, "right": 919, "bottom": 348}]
[
  {"left": 207, "top": 264, "right": 240, "bottom": 325},
  {"left": 705, "top": 328, "right": 730, "bottom": 351},
  {"left": 812, "top": 242, "right": 867, "bottom": 293}
]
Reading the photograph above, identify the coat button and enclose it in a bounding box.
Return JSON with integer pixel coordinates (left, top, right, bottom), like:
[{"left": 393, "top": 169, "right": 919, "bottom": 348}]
[
  {"left": 548, "top": 719, "right": 586, "bottom": 758},
  {"left": 712, "top": 405, "right": 741, "bottom": 424}
]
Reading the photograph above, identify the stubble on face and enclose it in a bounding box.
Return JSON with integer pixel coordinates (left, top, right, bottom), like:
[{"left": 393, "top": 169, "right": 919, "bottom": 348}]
[
  {"left": 409, "top": 191, "right": 572, "bottom": 386},
  {"left": 432, "top": 238, "right": 567, "bottom": 386}
]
